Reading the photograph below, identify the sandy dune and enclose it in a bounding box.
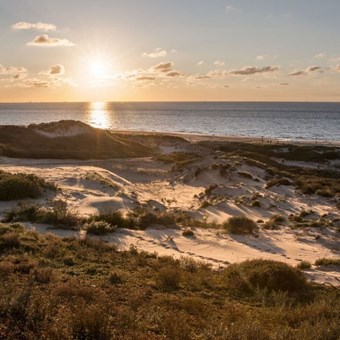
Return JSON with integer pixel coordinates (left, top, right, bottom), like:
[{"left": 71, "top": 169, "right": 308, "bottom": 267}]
[{"left": 1, "top": 130, "right": 339, "bottom": 286}]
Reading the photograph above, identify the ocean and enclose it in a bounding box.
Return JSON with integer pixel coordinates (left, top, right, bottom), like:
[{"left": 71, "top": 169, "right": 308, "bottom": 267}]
[{"left": 0, "top": 101, "right": 339, "bottom": 141}]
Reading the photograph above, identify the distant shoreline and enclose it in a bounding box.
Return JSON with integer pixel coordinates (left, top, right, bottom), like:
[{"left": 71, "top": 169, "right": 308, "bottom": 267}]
[{"left": 112, "top": 129, "right": 340, "bottom": 146}]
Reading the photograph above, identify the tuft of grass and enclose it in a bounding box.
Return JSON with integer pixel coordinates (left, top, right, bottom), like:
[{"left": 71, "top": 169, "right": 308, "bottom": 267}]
[
  {"left": 315, "top": 258, "right": 340, "bottom": 266},
  {"left": 0, "top": 171, "right": 55, "bottom": 201},
  {"left": 182, "top": 229, "right": 195, "bottom": 237},
  {"left": 224, "top": 259, "right": 309, "bottom": 299},
  {"left": 3, "top": 201, "right": 80, "bottom": 229},
  {"left": 296, "top": 261, "right": 312, "bottom": 270},
  {"left": 84, "top": 221, "right": 117, "bottom": 235},
  {"left": 157, "top": 266, "right": 181, "bottom": 290},
  {"left": 223, "top": 216, "right": 258, "bottom": 235}
]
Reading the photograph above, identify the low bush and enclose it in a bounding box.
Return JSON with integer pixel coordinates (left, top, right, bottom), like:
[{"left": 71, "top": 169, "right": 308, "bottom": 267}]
[
  {"left": 223, "top": 216, "right": 258, "bottom": 235},
  {"left": 3, "top": 201, "right": 80, "bottom": 229},
  {"left": 0, "top": 171, "right": 55, "bottom": 201},
  {"left": 84, "top": 221, "right": 116, "bottom": 235},
  {"left": 182, "top": 229, "right": 195, "bottom": 237},
  {"left": 315, "top": 258, "right": 340, "bottom": 266},
  {"left": 266, "top": 177, "right": 292, "bottom": 188},
  {"left": 157, "top": 266, "right": 181, "bottom": 290},
  {"left": 296, "top": 261, "right": 312, "bottom": 270},
  {"left": 224, "top": 259, "right": 309, "bottom": 299}
]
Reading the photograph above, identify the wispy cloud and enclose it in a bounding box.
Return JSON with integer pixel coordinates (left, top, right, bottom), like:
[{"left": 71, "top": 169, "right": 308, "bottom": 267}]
[
  {"left": 12, "top": 21, "right": 56, "bottom": 32},
  {"left": 27, "top": 35, "right": 74, "bottom": 47},
  {"left": 197, "top": 60, "right": 205, "bottom": 66},
  {"left": 214, "top": 60, "right": 225, "bottom": 66},
  {"left": 256, "top": 55, "right": 269, "bottom": 61},
  {"left": 40, "top": 64, "right": 65, "bottom": 76},
  {"left": 225, "top": 5, "right": 235, "bottom": 12},
  {"left": 142, "top": 48, "right": 167, "bottom": 58},
  {"left": 152, "top": 62, "right": 174, "bottom": 73},
  {"left": 229, "top": 65, "right": 279, "bottom": 75},
  {"left": 289, "top": 65, "right": 322, "bottom": 76},
  {"left": 135, "top": 76, "right": 156, "bottom": 81},
  {"left": 314, "top": 52, "right": 326, "bottom": 58},
  {"left": 166, "top": 71, "right": 183, "bottom": 77},
  {"left": 0, "top": 64, "right": 27, "bottom": 76}
]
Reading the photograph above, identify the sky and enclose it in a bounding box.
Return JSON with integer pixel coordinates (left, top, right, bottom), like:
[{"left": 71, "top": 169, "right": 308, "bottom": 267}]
[{"left": 1, "top": 0, "right": 340, "bottom": 102}]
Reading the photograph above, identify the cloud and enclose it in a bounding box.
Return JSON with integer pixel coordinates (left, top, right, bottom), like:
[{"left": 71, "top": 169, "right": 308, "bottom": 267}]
[
  {"left": 166, "top": 71, "right": 183, "bottom": 77},
  {"left": 0, "top": 64, "right": 27, "bottom": 76},
  {"left": 135, "top": 76, "right": 156, "bottom": 81},
  {"left": 49, "top": 64, "right": 65, "bottom": 75},
  {"left": 143, "top": 48, "right": 167, "bottom": 58},
  {"left": 214, "top": 60, "right": 224, "bottom": 66},
  {"left": 24, "top": 78, "right": 50, "bottom": 88},
  {"left": 306, "top": 65, "right": 322, "bottom": 72},
  {"left": 152, "top": 62, "right": 174, "bottom": 73},
  {"left": 279, "top": 82, "right": 289, "bottom": 86},
  {"left": 195, "top": 75, "right": 211, "bottom": 79},
  {"left": 27, "top": 35, "right": 74, "bottom": 47},
  {"left": 335, "top": 65, "right": 340, "bottom": 72},
  {"left": 12, "top": 21, "right": 56, "bottom": 31},
  {"left": 314, "top": 52, "right": 326, "bottom": 58},
  {"left": 289, "top": 65, "right": 322, "bottom": 76},
  {"left": 197, "top": 60, "right": 205, "bottom": 66},
  {"left": 256, "top": 55, "right": 269, "bottom": 61},
  {"left": 289, "top": 70, "right": 306, "bottom": 76},
  {"left": 229, "top": 65, "right": 279, "bottom": 75},
  {"left": 225, "top": 5, "right": 235, "bottom": 12}
]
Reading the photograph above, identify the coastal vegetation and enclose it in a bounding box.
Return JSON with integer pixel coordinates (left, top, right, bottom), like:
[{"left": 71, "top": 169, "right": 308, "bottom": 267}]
[
  {"left": 0, "top": 171, "right": 55, "bottom": 201},
  {"left": 0, "top": 222, "right": 339, "bottom": 339}
]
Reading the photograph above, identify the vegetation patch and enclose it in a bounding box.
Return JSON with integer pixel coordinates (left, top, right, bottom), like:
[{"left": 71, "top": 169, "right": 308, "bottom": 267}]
[
  {"left": 224, "top": 259, "right": 309, "bottom": 299},
  {"left": 0, "top": 171, "right": 55, "bottom": 201},
  {"left": 0, "top": 224, "right": 339, "bottom": 339},
  {"left": 223, "top": 216, "right": 258, "bottom": 235},
  {"left": 315, "top": 258, "right": 340, "bottom": 267}
]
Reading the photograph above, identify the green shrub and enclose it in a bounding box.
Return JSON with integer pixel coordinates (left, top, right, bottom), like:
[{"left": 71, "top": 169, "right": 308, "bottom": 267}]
[
  {"left": 0, "top": 231, "right": 21, "bottom": 252},
  {"left": 296, "top": 261, "right": 312, "bottom": 270},
  {"left": 90, "top": 211, "right": 134, "bottom": 229},
  {"left": 182, "top": 229, "right": 195, "bottom": 237},
  {"left": 315, "top": 258, "right": 340, "bottom": 266},
  {"left": 266, "top": 177, "right": 292, "bottom": 188},
  {"left": 3, "top": 201, "right": 80, "bottom": 229},
  {"left": 223, "top": 216, "right": 258, "bottom": 235},
  {"left": 0, "top": 171, "right": 55, "bottom": 201},
  {"left": 157, "top": 266, "right": 181, "bottom": 290},
  {"left": 224, "top": 259, "right": 309, "bottom": 298},
  {"left": 84, "top": 221, "right": 116, "bottom": 235}
]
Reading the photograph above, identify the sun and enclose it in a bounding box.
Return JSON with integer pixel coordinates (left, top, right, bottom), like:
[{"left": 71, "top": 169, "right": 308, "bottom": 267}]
[{"left": 89, "top": 58, "right": 110, "bottom": 78}]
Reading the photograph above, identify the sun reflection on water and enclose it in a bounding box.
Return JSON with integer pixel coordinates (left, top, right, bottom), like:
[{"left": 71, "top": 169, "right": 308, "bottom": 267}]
[{"left": 87, "top": 101, "right": 110, "bottom": 129}]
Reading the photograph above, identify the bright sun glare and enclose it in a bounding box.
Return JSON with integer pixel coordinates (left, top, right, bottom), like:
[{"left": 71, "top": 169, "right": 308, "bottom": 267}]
[{"left": 89, "top": 58, "right": 110, "bottom": 78}]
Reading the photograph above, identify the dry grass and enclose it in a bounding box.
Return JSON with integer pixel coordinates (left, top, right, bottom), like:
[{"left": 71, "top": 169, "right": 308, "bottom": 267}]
[{"left": 0, "top": 223, "right": 339, "bottom": 339}]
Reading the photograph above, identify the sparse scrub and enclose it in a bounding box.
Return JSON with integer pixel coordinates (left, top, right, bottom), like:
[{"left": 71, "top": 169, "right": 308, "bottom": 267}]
[
  {"left": 223, "top": 216, "right": 258, "bottom": 235},
  {"left": 296, "top": 261, "right": 312, "bottom": 270},
  {"left": 182, "top": 229, "right": 195, "bottom": 237},
  {"left": 3, "top": 201, "right": 80, "bottom": 229},
  {"left": 224, "top": 259, "right": 309, "bottom": 299},
  {"left": 266, "top": 177, "right": 292, "bottom": 188},
  {"left": 0, "top": 171, "right": 55, "bottom": 201},
  {"left": 84, "top": 220, "right": 116, "bottom": 235},
  {"left": 157, "top": 266, "right": 181, "bottom": 290},
  {"left": 0, "top": 223, "right": 339, "bottom": 338},
  {"left": 315, "top": 258, "right": 340, "bottom": 266}
]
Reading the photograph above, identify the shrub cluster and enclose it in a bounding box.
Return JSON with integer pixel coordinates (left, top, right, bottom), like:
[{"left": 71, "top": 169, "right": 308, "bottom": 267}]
[
  {"left": 223, "top": 216, "right": 258, "bottom": 235},
  {"left": 0, "top": 171, "right": 55, "bottom": 201}
]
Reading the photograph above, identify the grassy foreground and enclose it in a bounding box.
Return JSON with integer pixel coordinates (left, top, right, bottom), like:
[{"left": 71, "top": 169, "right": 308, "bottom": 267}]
[{"left": 0, "top": 223, "right": 339, "bottom": 339}]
